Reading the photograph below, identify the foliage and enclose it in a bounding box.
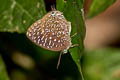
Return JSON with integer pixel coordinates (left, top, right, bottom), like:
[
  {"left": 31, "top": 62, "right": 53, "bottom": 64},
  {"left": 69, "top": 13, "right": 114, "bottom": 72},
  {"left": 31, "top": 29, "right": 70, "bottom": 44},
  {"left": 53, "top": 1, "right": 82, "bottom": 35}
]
[
  {"left": 87, "top": 0, "right": 116, "bottom": 18},
  {"left": 0, "top": 55, "right": 9, "bottom": 80},
  {"left": 0, "top": 0, "right": 46, "bottom": 33},
  {"left": 82, "top": 48, "right": 120, "bottom": 80}
]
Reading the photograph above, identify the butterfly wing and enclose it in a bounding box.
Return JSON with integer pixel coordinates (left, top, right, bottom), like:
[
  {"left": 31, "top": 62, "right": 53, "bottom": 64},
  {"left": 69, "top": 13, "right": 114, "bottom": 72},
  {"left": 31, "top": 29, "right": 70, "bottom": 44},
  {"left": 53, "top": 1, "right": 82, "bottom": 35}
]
[{"left": 26, "top": 11, "right": 71, "bottom": 51}]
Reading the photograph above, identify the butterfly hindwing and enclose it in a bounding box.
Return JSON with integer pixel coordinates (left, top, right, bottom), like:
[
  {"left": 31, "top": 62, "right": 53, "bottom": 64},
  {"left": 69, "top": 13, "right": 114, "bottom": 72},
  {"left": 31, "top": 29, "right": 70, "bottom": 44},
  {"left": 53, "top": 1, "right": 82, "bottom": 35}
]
[{"left": 26, "top": 11, "right": 71, "bottom": 51}]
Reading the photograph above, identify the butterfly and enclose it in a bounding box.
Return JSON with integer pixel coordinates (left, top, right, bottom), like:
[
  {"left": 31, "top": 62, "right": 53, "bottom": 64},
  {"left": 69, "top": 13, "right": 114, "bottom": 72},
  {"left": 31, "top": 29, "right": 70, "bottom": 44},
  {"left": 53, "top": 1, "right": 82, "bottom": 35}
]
[{"left": 26, "top": 8, "right": 77, "bottom": 68}]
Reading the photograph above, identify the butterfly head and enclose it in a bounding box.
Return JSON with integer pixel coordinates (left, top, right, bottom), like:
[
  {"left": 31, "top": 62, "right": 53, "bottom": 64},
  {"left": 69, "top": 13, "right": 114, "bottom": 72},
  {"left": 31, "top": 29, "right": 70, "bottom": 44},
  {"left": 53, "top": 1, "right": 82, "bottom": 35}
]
[{"left": 49, "top": 11, "right": 65, "bottom": 20}]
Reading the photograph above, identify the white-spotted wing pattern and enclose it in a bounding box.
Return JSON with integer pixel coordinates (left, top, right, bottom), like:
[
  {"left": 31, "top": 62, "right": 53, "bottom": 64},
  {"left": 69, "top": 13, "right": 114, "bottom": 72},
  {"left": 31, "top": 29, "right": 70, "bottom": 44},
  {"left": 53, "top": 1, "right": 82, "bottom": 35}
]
[{"left": 26, "top": 10, "right": 72, "bottom": 52}]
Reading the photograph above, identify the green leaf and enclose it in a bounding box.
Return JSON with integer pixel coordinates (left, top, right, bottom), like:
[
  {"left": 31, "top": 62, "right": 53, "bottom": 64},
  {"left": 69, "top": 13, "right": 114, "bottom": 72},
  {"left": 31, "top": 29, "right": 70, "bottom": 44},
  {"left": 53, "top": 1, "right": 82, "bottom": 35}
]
[
  {"left": 0, "top": 0, "right": 46, "bottom": 33},
  {"left": 0, "top": 55, "right": 9, "bottom": 80},
  {"left": 87, "top": 0, "right": 116, "bottom": 18},
  {"left": 56, "top": 0, "right": 65, "bottom": 12},
  {"left": 82, "top": 48, "right": 120, "bottom": 80},
  {"left": 57, "top": 0, "right": 86, "bottom": 79}
]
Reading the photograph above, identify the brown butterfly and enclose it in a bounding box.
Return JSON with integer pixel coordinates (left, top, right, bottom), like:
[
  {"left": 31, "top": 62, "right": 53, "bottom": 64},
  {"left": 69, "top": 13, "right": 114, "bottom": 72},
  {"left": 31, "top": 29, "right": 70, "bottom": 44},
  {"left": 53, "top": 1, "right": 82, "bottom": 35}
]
[{"left": 26, "top": 9, "right": 77, "bottom": 68}]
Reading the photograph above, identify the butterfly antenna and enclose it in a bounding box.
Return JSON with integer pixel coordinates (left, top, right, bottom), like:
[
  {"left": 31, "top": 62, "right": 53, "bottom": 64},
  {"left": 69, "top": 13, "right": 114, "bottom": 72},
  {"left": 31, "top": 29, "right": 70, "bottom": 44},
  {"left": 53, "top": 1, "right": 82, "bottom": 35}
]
[
  {"left": 51, "top": 5, "right": 56, "bottom": 11},
  {"left": 57, "top": 51, "right": 63, "bottom": 69}
]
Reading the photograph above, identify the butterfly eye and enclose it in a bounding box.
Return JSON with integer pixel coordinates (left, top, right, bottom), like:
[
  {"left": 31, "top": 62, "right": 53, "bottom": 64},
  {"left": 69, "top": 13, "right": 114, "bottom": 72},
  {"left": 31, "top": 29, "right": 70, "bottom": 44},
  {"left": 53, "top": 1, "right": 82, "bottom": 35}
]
[
  {"left": 51, "top": 11, "right": 56, "bottom": 17},
  {"left": 52, "top": 11, "right": 55, "bottom": 14}
]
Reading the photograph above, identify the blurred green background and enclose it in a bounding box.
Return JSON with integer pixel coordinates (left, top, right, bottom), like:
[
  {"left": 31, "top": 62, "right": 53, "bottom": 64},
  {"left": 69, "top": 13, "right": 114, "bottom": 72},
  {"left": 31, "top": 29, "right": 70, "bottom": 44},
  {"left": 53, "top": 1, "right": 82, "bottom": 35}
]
[{"left": 1, "top": 0, "right": 120, "bottom": 80}]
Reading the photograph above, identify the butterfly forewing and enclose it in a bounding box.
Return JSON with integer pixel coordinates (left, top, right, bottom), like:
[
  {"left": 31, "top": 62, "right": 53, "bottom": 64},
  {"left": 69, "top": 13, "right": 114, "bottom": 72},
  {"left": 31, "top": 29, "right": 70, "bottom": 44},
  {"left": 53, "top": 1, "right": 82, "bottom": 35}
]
[{"left": 26, "top": 11, "right": 71, "bottom": 52}]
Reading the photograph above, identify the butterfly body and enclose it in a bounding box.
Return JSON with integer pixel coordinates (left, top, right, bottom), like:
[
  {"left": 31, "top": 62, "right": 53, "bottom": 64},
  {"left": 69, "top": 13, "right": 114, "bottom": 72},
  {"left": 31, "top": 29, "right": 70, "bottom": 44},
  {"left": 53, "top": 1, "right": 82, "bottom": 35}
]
[{"left": 26, "top": 10, "right": 71, "bottom": 53}]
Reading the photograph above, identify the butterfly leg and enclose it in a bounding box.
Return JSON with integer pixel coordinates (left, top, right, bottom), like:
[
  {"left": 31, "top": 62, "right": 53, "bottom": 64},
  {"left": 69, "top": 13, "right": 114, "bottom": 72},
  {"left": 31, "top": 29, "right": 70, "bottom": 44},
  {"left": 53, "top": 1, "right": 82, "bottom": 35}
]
[
  {"left": 70, "top": 44, "right": 79, "bottom": 48},
  {"left": 71, "top": 33, "right": 77, "bottom": 38},
  {"left": 56, "top": 51, "right": 63, "bottom": 69}
]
